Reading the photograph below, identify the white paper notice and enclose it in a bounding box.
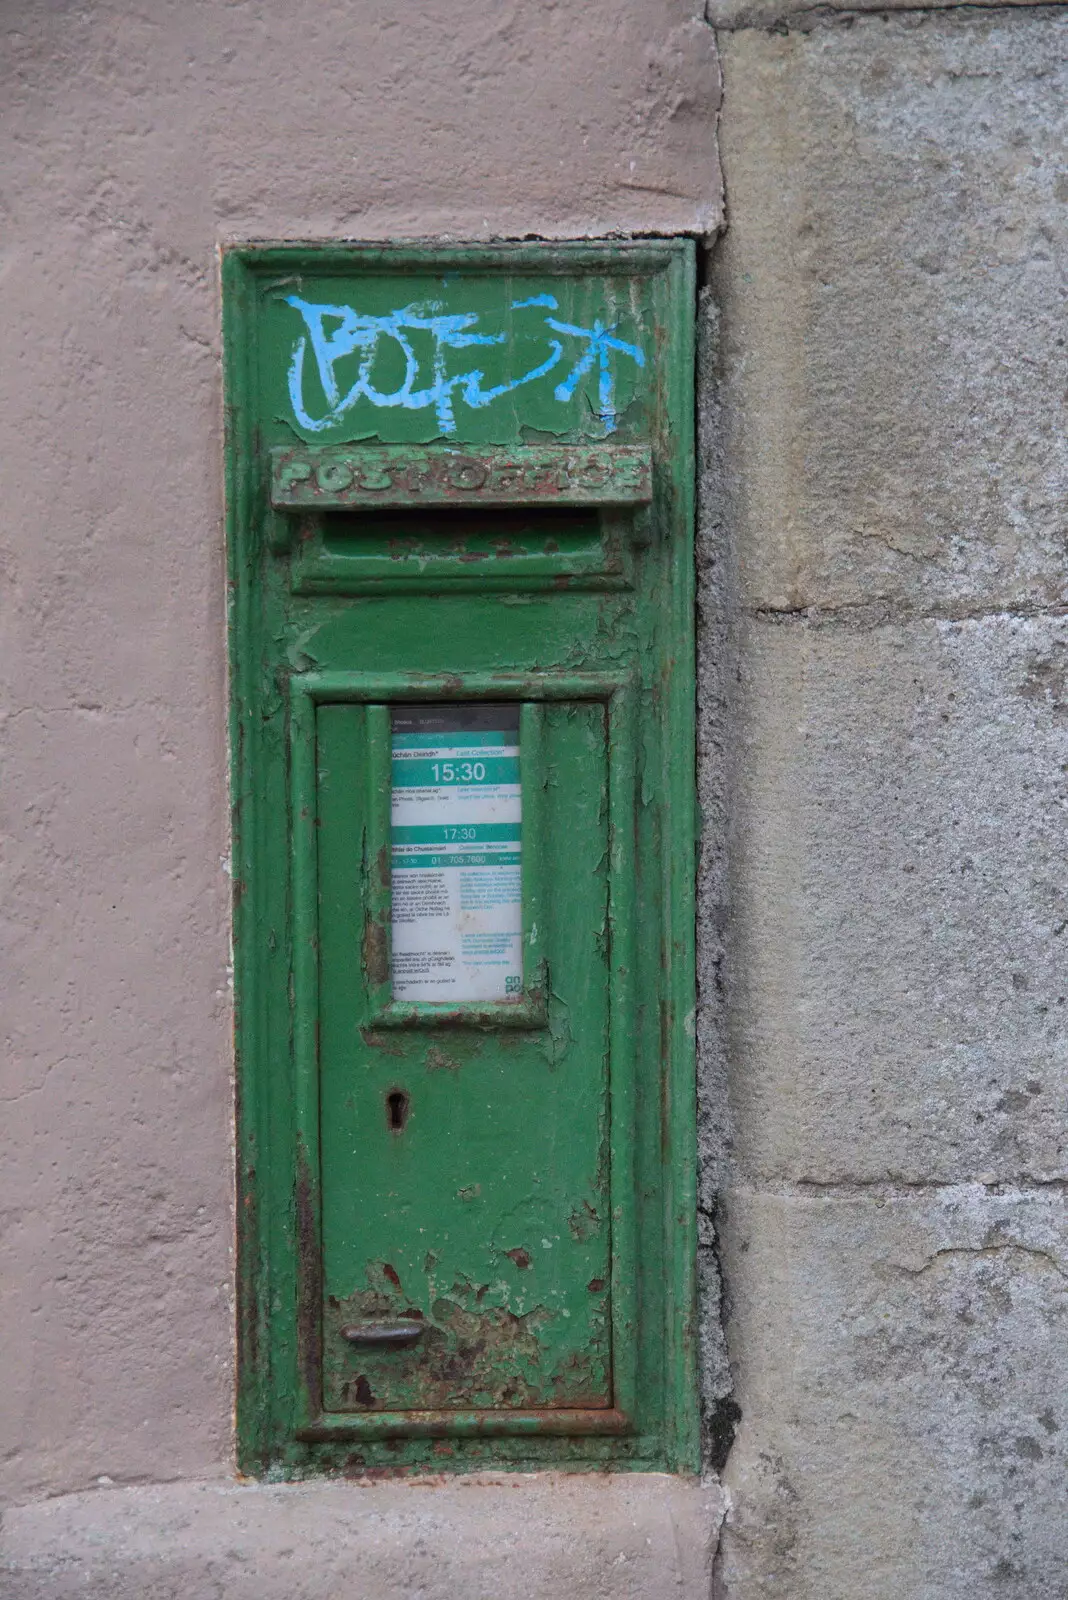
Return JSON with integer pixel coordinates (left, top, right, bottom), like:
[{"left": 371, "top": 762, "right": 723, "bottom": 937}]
[{"left": 390, "top": 705, "right": 522, "bottom": 1003}]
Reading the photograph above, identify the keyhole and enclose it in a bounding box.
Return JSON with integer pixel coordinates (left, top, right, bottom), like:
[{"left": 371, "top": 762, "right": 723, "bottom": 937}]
[{"left": 387, "top": 1090, "right": 409, "bottom": 1132}]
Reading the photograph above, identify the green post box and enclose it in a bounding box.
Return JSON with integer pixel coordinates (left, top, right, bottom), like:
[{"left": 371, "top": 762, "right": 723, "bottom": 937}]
[{"left": 224, "top": 242, "right": 697, "bottom": 1475}]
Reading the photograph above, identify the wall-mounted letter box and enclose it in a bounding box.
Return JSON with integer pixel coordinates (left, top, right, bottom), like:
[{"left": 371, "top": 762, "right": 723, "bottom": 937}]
[{"left": 224, "top": 242, "right": 697, "bottom": 1475}]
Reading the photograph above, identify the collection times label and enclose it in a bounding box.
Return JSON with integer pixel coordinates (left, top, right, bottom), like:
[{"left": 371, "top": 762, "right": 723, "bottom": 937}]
[{"left": 390, "top": 706, "right": 522, "bottom": 1003}]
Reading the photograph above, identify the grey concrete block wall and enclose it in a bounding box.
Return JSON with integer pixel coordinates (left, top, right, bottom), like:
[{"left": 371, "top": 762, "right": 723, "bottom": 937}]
[
  {"left": 732, "top": 614, "right": 1068, "bottom": 1186},
  {"left": 715, "top": 9, "right": 1068, "bottom": 622},
  {"left": 708, "top": 9, "right": 1068, "bottom": 1596},
  {"left": 720, "top": 1185, "right": 1068, "bottom": 1597}
]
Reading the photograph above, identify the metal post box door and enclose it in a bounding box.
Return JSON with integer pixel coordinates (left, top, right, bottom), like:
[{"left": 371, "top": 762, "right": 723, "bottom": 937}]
[
  {"left": 226, "top": 241, "right": 696, "bottom": 1475},
  {"left": 316, "top": 697, "right": 615, "bottom": 1414}
]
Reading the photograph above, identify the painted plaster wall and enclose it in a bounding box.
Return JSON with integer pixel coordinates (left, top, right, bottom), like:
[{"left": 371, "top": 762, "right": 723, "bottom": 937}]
[
  {"left": 0, "top": 0, "right": 720, "bottom": 1506},
  {"left": 703, "top": 9, "right": 1068, "bottom": 1595}
]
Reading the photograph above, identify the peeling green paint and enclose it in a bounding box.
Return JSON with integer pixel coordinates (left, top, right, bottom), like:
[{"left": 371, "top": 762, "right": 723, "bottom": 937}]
[
  {"left": 317, "top": 696, "right": 613, "bottom": 1415},
  {"left": 224, "top": 242, "right": 697, "bottom": 1476}
]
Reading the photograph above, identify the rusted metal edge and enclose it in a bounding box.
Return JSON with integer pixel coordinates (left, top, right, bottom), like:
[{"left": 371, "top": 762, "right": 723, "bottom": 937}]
[
  {"left": 294, "top": 669, "right": 634, "bottom": 704},
  {"left": 270, "top": 444, "right": 653, "bottom": 511},
  {"left": 296, "top": 1407, "right": 631, "bottom": 1442},
  {"left": 366, "top": 993, "right": 548, "bottom": 1031}
]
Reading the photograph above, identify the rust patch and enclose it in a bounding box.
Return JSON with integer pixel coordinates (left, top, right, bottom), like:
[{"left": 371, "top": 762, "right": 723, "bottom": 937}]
[
  {"left": 295, "top": 1146, "right": 323, "bottom": 1414},
  {"left": 324, "top": 1285, "right": 606, "bottom": 1411},
  {"left": 567, "top": 1200, "right": 603, "bottom": 1243},
  {"left": 399, "top": 1006, "right": 486, "bottom": 1027},
  {"left": 659, "top": 998, "right": 671, "bottom": 1161},
  {"left": 425, "top": 1046, "right": 460, "bottom": 1072},
  {"left": 359, "top": 1029, "right": 403, "bottom": 1055},
  {"left": 363, "top": 1261, "right": 411, "bottom": 1299},
  {"left": 387, "top": 537, "right": 426, "bottom": 562},
  {"left": 342, "top": 1461, "right": 418, "bottom": 1481},
  {"left": 505, "top": 1247, "right": 532, "bottom": 1271},
  {"left": 547, "top": 1347, "right": 612, "bottom": 1409},
  {"left": 587, "top": 1277, "right": 606, "bottom": 1293},
  {"left": 361, "top": 914, "right": 389, "bottom": 987},
  {"left": 236, "top": 1162, "right": 260, "bottom": 1388}
]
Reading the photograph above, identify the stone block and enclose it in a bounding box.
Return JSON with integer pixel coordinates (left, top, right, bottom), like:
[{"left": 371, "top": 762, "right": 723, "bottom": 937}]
[
  {"left": 713, "top": 12, "right": 1068, "bottom": 617},
  {"left": 726, "top": 613, "right": 1068, "bottom": 1185},
  {"left": 0, "top": 1475, "right": 724, "bottom": 1600},
  {"left": 717, "top": 1184, "right": 1068, "bottom": 1600}
]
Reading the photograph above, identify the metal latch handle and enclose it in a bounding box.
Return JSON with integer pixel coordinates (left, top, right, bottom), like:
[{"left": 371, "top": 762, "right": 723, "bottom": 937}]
[{"left": 340, "top": 1320, "right": 424, "bottom": 1349}]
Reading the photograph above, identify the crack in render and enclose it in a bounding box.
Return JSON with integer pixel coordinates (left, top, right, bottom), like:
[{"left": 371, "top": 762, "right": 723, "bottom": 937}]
[
  {"left": 894, "top": 1242, "right": 1068, "bottom": 1280},
  {"left": 710, "top": 1483, "right": 733, "bottom": 1599},
  {"left": 791, "top": 1175, "right": 1068, "bottom": 1194},
  {"left": 703, "top": 13, "right": 730, "bottom": 251},
  {"left": 706, "top": 0, "right": 1068, "bottom": 30},
  {"left": 749, "top": 599, "right": 1068, "bottom": 630}
]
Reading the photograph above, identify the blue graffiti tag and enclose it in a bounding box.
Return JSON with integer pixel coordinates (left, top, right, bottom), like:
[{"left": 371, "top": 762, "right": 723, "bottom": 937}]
[{"left": 284, "top": 294, "right": 644, "bottom": 436}]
